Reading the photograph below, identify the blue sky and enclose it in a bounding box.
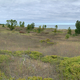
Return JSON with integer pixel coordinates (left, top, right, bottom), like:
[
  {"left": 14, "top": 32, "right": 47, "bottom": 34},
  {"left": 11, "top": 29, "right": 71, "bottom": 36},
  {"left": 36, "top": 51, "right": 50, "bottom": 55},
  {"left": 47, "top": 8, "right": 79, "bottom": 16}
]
[{"left": 0, "top": 0, "right": 80, "bottom": 25}]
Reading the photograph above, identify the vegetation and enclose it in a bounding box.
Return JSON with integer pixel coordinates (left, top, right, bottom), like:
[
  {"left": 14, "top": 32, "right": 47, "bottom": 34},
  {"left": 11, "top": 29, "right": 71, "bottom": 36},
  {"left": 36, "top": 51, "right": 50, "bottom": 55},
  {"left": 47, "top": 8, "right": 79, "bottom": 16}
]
[
  {"left": 65, "top": 34, "right": 70, "bottom": 39},
  {"left": 75, "top": 20, "right": 80, "bottom": 34},
  {"left": 6, "top": 19, "right": 17, "bottom": 30},
  {"left": 0, "top": 20, "right": 80, "bottom": 80},
  {"left": 26, "top": 23, "right": 35, "bottom": 30},
  {"left": 19, "top": 21, "right": 25, "bottom": 27},
  {"left": 54, "top": 25, "right": 58, "bottom": 34},
  {"left": 67, "top": 27, "right": 71, "bottom": 35}
]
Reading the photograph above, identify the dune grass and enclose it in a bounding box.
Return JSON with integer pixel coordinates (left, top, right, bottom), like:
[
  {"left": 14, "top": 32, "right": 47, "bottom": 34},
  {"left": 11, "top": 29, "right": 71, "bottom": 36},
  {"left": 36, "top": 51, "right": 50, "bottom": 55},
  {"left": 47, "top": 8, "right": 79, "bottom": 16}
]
[{"left": 0, "top": 25, "right": 80, "bottom": 79}]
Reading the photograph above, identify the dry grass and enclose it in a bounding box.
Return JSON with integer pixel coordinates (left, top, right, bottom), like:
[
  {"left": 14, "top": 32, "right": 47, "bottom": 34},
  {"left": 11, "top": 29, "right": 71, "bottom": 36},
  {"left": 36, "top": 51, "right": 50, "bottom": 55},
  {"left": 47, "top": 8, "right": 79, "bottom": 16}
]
[{"left": 0, "top": 25, "right": 80, "bottom": 79}]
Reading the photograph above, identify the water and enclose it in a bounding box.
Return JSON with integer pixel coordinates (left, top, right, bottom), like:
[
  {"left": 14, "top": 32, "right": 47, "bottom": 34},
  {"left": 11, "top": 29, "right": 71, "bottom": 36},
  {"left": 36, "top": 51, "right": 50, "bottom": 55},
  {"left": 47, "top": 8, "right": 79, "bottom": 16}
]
[{"left": 35, "top": 25, "right": 76, "bottom": 29}]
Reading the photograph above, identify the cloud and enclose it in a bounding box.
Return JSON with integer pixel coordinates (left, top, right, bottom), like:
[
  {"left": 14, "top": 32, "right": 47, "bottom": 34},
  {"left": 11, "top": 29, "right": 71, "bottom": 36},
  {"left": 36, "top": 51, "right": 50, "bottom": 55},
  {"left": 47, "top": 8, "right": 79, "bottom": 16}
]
[{"left": 0, "top": 0, "right": 80, "bottom": 23}]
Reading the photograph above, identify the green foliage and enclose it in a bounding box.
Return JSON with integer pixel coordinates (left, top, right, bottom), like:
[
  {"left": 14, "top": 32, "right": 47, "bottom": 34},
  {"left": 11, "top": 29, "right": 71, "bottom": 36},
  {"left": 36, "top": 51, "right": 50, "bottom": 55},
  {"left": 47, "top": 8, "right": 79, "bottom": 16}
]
[
  {"left": 19, "top": 21, "right": 25, "bottom": 27},
  {"left": 0, "top": 70, "right": 8, "bottom": 80},
  {"left": 6, "top": 19, "right": 17, "bottom": 30},
  {"left": 75, "top": 20, "right": 80, "bottom": 34},
  {"left": 0, "top": 54, "right": 11, "bottom": 63},
  {"left": 13, "top": 51, "right": 24, "bottom": 57},
  {"left": 0, "top": 50, "right": 12, "bottom": 55},
  {"left": 54, "top": 29, "right": 57, "bottom": 34},
  {"left": 59, "top": 56, "right": 80, "bottom": 80},
  {"left": 47, "top": 42, "right": 54, "bottom": 44},
  {"left": 55, "top": 25, "right": 58, "bottom": 29},
  {"left": 37, "top": 26, "right": 42, "bottom": 33},
  {"left": 65, "top": 34, "right": 70, "bottom": 39},
  {"left": 67, "top": 27, "right": 71, "bottom": 35},
  {"left": 29, "top": 51, "right": 43, "bottom": 60},
  {"left": 72, "top": 33, "right": 78, "bottom": 37},
  {"left": 31, "top": 23, "right": 35, "bottom": 29},
  {"left": 40, "top": 38, "right": 50, "bottom": 43},
  {"left": 41, "top": 55, "right": 58, "bottom": 63},
  {"left": 40, "top": 39, "right": 54, "bottom": 44},
  {"left": 26, "top": 23, "right": 35, "bottom": 30}
]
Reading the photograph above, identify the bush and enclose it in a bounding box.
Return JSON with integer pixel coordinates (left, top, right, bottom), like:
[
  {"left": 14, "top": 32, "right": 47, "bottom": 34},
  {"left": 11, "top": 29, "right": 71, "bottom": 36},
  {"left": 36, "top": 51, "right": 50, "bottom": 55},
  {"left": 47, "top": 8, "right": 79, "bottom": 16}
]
[
  {"left": 13, "top": 51, "right": 24, "bottom": 57},
  {"left": 0, "top": 55, "right": 11, "bottom": 63},
  {"left": 65, "top": 34, "right": 70, "bottom": 39},
  {"left": 41, "top": 55, "right": 55, "bottom": 63},
  {"left": 59, "top": 56, "right": 80, "bottom": 80},
  {"left": 29, "top": 51, "right": 43, "bottom": 60}
]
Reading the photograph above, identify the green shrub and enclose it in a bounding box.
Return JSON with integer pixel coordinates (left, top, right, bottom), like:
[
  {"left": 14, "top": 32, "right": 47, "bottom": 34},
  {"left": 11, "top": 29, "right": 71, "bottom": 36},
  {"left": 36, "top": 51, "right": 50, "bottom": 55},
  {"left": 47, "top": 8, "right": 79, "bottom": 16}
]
[
  {"left": 72, "top": 33, "right": 78, "bottom": 37},
  {"left": 59, "top": 56, "right": 80, "bottom": 80},
  {"left": 65, "top": 34, "right": 70, "bottom": 39},
  {"left": 46, "top": 38, "right": 50, "bottom": 42},
  {"left": 50, "top": 55, "right": 58, "bottom": 58},
  {"left": 13, "top": 51, "right": 24, "bottom": 56},
  {"left": 75, "top": 20, "right": 80, "bottom": 34},
  {"left": 0, "top": 50, "right": 12, "bottom": 55},
  {"left": 29, "top": 51, "right": 43, "bottom": 60},
  {"left": 41, "top": 55, "right": 59, "bottom": 63},
  {"left": 0, "top": 55, "right": 11, "bottom": 63},
  {"left": 40, "top": 40, "right": 46, "bottom": 43},
  {"left": 41, "top": 55, "right": 54, "bottom": 63},
  {"left": 0, "top": 70, "right": 8, "bottom": 80},
  {"left": 47, "top": 42, "right": 54, "bottom": 44}
]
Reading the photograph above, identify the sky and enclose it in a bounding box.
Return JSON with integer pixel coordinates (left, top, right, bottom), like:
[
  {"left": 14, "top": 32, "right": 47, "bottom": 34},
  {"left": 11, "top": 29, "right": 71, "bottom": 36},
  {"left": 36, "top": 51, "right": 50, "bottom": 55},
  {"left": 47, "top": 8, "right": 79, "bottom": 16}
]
[{"left": 0, "top": 0, "right": 80, "bottom": 25}]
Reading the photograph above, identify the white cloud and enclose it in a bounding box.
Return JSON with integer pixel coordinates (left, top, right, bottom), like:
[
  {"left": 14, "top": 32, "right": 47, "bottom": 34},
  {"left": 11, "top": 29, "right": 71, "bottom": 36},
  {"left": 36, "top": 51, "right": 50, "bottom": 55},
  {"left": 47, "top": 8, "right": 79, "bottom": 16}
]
[{"left": 0, "top": 0, "right": 80, "bottom": 23}]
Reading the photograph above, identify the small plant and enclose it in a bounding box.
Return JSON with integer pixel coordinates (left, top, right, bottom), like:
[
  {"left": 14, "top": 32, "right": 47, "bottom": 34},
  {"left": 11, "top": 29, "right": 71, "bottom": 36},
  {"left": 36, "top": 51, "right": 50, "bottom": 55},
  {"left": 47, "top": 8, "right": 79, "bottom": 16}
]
[
  {"left": 46, "top": 38, "right": 50, "bottom": 42},
  {"left": 65, "top": 34, "right": 70, "bottom": 39}
]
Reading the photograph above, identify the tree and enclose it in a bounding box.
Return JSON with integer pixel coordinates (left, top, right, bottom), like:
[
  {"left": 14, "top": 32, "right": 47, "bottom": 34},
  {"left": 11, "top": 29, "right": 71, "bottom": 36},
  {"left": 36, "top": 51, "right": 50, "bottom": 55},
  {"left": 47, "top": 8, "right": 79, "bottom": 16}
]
[
  {"left": 67, "top": 27, "right": 71, "bottom": 35},
  {"left": 19, "top": 21, "right": 22, "bottom": 27},
  {"left": 6, "top": 19, "right": 17, "bottom": 30},
  {"left": 54, "top": 25, "right": 58, "bottom": 34},
  {"left": 19, "top": 21, "right": 25, "bottom": 27},
  {"left": 55, "top": 25, "right": 58, "bottom": 29},
  {"left": 22, "top": 22, "right": 25, "bottom": 27},
  {"left": 31, "top": 23, "right": 35, "bottom": 29},
  {"left": 45, "top": 25, "right": 46, "bottom": 28},
  {"left": 75, "top": 20, "right": 80, "bottom": 34}
]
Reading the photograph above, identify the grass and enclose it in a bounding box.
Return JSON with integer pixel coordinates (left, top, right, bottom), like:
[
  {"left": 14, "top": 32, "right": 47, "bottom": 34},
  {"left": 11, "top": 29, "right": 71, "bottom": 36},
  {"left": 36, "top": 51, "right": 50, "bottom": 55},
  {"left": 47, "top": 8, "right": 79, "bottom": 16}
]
[{"left": 0, "top": 25, "right": 80, "bottom": 79}]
